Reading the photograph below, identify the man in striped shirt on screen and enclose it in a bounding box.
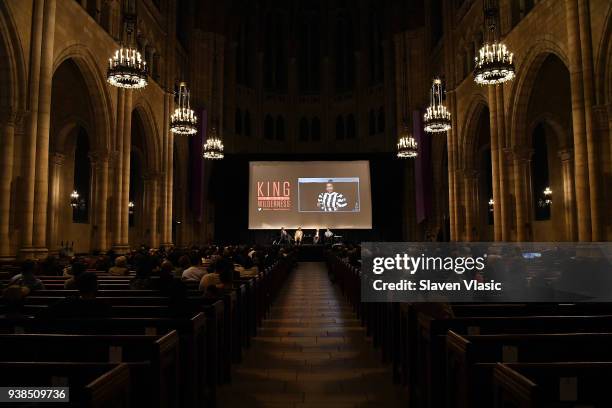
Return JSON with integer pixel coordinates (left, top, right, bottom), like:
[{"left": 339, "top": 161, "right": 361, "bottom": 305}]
[{"left": 317, "top": 181, "right": 348, "bottom": 212}]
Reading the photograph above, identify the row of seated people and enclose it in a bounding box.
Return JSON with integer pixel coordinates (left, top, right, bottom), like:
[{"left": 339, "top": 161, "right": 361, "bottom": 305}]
[
  {"left": 328, "top": 245, "right": 612, "bottom": 408},
  {"left": 0, "top": 244, "right": 296, "bottom": 408}
]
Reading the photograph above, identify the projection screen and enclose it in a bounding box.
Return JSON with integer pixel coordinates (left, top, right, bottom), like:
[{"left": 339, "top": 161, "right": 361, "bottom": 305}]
[{"left": 249, "top": 161, "right": 372, "bottom": 229}]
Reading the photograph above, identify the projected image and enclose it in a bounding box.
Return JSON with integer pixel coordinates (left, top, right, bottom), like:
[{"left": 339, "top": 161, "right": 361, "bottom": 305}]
[{"left": 298, "top": 177, "right": 360, "bottom": 212}]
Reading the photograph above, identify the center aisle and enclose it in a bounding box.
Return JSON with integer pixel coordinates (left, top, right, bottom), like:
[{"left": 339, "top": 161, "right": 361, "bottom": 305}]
[{"left": 218, "top": 261, "right": 409, "bottom": 408}]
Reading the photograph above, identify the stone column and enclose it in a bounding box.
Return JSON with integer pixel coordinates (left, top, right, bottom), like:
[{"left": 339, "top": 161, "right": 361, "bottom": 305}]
[
  {"left": 488, "top": 86, "right": 502, "bottom": 241},
  {"left": 120, "top": 90, "right": 133, "bottom": 248},
  {"left": 90, "top": 150, "right": 110, "bottom": 251},
  {"left": 20, "top": 0, "right": 45, "bottom": 257},
  {"left": 160, "top": 92, "right": 173, "bottom": 247},
  {"left": 463, "top": 169, "right": 479, "bottom": 241},
  {"left": 577, "top": 0, "right": 601, "bottom": 240},
  {"left": 0, "top": 109, "right": 17, "bottom": 258},
  {"left": 564, "top": 0, "right": 592, "bottom": 241},
  {"left": 112, "top": 89, "right": 125, "bottom": 250},
  {"left": 558, "top": 148, "right": 578, "bottom": 241},
  {"left": 32, "top": 0, "right": 57, "bottom": 254},
  {"left": 46, "top": 152, "right": 65, "bottom": 252},
  {"left": 447, "top": 91, "right": 459, "bottom": 241},
  {"left": 496, "top": 85, "right": 510, "bottom": 240},
  {"left": 512, "top": 147, "right": 533, "bottom": 242},
  {"left": 143, "top": 174, "right": 159, "bottom": 248}
]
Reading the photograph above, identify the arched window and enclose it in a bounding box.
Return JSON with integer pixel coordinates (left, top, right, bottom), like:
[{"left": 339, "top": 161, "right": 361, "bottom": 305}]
[
  {"left": 72, "top": 128, "right": 90, "bottom": 223},
  {"left": 299, "top": 117, "right": 309, "bottom": 141},
  {"left": 275, "top": 116, "right": 285, "bottom": 140},
  {"left": 244, "top": 111, "right": 251, "bottom": 137},
  {"left": 368, "top": 3, "right": 384, "bottom": 84},
  {"left": 311, "top": 117, "right": 321, "bottom": 141},
  {"left": 298, "top": 5, "right": 321, "bottom": 93},
  {"left": 334, "top": 12, "right": 354, "bottom": 92},
  {"left": 335, "top": 115, "right": 345, "bottom": 140},
  {"left": 532, "top": 123, "right": 551, "bottom": 220},
  {"left": 264, "top": 12, "right": 288, "bottom": 91},
  {"left": 236, "top": 20, "right": 252, "bottom": 86},
  {"left": 377, "top": 107, "right": 385, "bottom": 133},
  {"left": 369, "top": 110, "right": 376, "bottom": 136},
  {"left": 235, "top": 108, "right": 242, "bottom": 135},
  {"left": 264, "top": 114, "right": 274, "bottom": 139},
  {"left": 346, "top": 114, "right": 356, "bottom": 139}
]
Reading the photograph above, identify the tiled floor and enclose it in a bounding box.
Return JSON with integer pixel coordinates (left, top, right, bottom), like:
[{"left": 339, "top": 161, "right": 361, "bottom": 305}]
[{"left": 217, "top": 262, "right": 409, "bottom": 408}]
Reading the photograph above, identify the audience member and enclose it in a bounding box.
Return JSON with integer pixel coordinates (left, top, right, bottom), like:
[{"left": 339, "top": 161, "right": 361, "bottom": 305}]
[
  {"left": 64, "top": 261, "right": 86, "bottom": 289},
  {"left": 8, "top": 260, "right": 45, "bottom": 291},
  {"left": 45, "top": 272, "right": 111, "bottom": 318},
  {"left": 181, "top": 255, "right": 206, "bottom": 282},
  {"left": 108, "top": 256, "right": 129, "bottom": 276}
]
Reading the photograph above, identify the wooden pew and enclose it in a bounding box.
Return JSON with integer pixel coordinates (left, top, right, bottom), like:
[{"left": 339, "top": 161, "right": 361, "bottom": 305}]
[
  {"left": 416, "top": 314, "right": 612, "bottom": 408},
  {"left": 0, "top": 362, "right": 135, "bottom": 408},
  {"left": 446, "top": 331, "right": 612, "bottom": 408},
  {"left": 0, "top": 331, "right": 180, "bottom": 408},
  {"left": 0, "top": 314, "right": 209, "bottom": 408},
  {"left": 493, "top": 362, "right": 612, "bottom": 408}
]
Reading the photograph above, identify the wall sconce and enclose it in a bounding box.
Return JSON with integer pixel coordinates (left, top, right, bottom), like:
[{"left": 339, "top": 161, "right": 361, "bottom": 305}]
[{"left": 70, "top": 190, "right": 80, "bottom": 208}]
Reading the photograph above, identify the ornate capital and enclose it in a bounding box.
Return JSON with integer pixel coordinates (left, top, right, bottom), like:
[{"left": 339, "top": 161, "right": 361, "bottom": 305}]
[
  {"left": 508, "top": 146, "right": 533, "bottom": 162},
  {"left": 557, "top": 147, "right": 574, "bottom": 162},
  {"left": 51, "top": 152, "right": 66, "bottom": 166},
  {"left": 88, "top": 149, "right": 111, "bottom": 164}
]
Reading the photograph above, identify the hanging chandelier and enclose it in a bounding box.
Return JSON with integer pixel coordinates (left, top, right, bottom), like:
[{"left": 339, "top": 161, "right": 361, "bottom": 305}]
[
  {"left": 203, "top": 126, "right": 224, "bottom": 160},
  {"left": 107, "top": 2, "right": 147, "bottom": 89},
  {"left": 397, "top": 123, "right": 418, "bottom": 158},
  {"left": 203, "top": 34, "right": 224, "bottom": 160},
  {"left": 474, "top": 0, "right": 515, "bottom": 85},
  {"left": 396, "top": 33, "right": 417, "bottom": 159},
  {"left": 170, "top": 82, "right": 197, "bottom": 135},
  {"left": 424, "top": 78, "right": 451, "bottom": 133},
  {"left": 107, "top": 47, "right": 148, "bottom": 89}
]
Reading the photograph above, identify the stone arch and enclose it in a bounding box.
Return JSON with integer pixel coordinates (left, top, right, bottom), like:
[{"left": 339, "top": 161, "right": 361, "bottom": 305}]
[
  {"left": 595, "top": 3, "right": 612, "bottom": 105},
  {"left": 507, "top": 38, "right": 569, "bottom": 147},
  {"left": 0, "top": 1, "right": 27, "bottom": 113},
  {"left": 460, "top": 96, "right": 488, "bottom": 170},
  {"left": 52, "top": 44, "right": 114, "bottom": 153},
  {"left": 132, "top": 100, "right": 162, "bottom": 174}
]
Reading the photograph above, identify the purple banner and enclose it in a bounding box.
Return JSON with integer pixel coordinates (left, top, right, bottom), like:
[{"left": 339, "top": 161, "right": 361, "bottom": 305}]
[{"left": 189, "top": 109, "right": 207, "bottom": 222}]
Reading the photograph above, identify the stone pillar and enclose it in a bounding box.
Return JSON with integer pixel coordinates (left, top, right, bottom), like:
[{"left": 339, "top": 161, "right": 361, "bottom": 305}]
[
  {"left": 161, "top": 92, "right": 173, "bottom": 247},
  {"left": 143, "top": 174, "right": 159, "bottom": 248},
  {"left": 564, "top": 0, "right": 592, "bottom": 241},
  {"left": 558, "top": 148, "right": 578, "bottom": 241},
  {"left": 464, "top": 169, "right": 479, "bottom": 241},
  {"left": 120, "top": 90, "right": 133, "bottom": 247},
  {"left": 20, "top": 0, "right": 45, "bottom": 257},
  {"left": 488, "top": 86, "right": 502, "bottom": 241},
  {"left": 47, "top": 152, "right": 65, "bottom": 252},
  {"left": 495, "top": 85, "right": 510, "bottom": 240},
  {"left": 90, "top": 150, "right": 110, "bottom": 251},
  {"left": 112, "top": 89, "right": 125, "bottom": 250},
  {"left": 512, "top": 147, "right": 533, "bottom": 242},
  {"left": 31, "top": 0, "right": 57, "bottom": 254},
  {"left": 161, "top": 93, "right": 174, "bottom": 248},
  {"left": 577, "top": 0, "right": 601, "bottom": 240},
  {"left": 0, "top": 109, "right": 17, "bottom": 258},
  {"left": 447, "top": 91, "right": 459, "bottom": 241}
]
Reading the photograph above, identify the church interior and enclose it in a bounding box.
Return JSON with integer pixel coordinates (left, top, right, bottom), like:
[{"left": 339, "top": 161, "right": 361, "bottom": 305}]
[{"left": 0, "top": 0, "right": 611, "bottom": 406}]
